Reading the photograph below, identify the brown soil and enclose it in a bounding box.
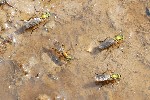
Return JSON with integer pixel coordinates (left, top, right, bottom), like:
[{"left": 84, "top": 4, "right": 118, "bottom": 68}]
[{"left": 0, "top": 0, "right": 150, "bottom": 100}]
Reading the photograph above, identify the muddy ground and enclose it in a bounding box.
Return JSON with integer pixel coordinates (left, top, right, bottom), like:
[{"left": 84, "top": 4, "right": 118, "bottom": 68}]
[{"left": 0, "top": 0, "right": 150, "bottom": 100}]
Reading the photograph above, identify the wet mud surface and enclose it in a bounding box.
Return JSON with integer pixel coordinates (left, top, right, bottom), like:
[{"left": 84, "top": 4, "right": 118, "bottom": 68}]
[{"left": 0, "top": 0, "right": 150, "bottom": 100}]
